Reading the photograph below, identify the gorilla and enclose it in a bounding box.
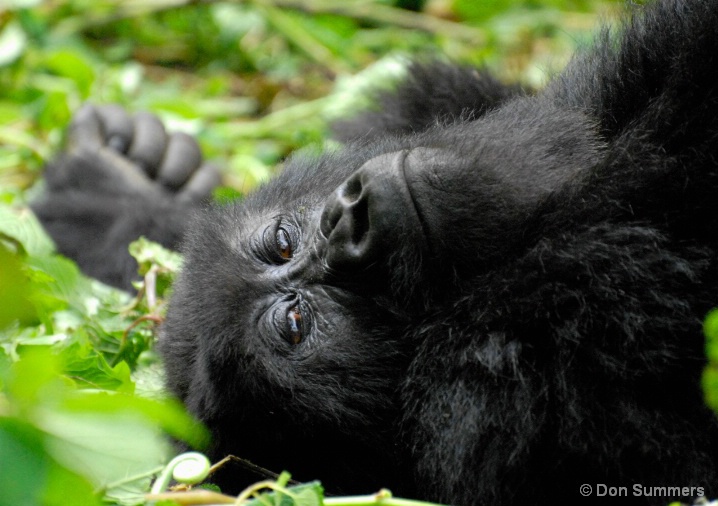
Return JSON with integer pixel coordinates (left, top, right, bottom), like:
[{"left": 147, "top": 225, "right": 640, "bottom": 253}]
[{"left": 32, "top": 0, "right": 718, "bottom": 504}]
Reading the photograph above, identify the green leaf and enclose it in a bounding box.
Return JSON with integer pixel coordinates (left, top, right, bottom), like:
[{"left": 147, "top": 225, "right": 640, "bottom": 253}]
[
  {"left": 61, "top": 392, "right": 210, "bottom": 451},
  {"left": 35, "top": 90, "right": 72, "bottom": 131},
  {"left": 36, "top": 409, "right": 169, "bottom": 503},
  {"left": 129, "top": 237, "right": 184, "bottom": 276},
  {"left": 131, "top": 358, "right": 167, "bottom": 399},
  {"left": 0, "top": 418, "right": 100, "bottom": 506},
  {"left": 26, "top": 254, "right": 84, "bottom": 306},
  {"left": 244, "top": 481, "right": 324, "bottom": 506},
  {"left": 61, "top": 343, "right": 135, "bottom": 392},
  {"left": 704, "top": 309, "right": 718, "bottom": 416},
  {"left": 0, "top": 205, "right": 55, "bottom": 257},
  {"left": 213, "top": 186, "right": 243, "bottom": 205},
  {"left": 2, "top": 347, "right": 64, "bottom": 407},
  {"left": 703, "top": 365, "right": 718, "bottom": 416},
  {"left": 704, "top": 308, "right": 718, "bottom": 360},
  {"left": 0, "top": 245, "right": 36, "bottom": 328},
  {"left": 129, "top": 236, "right": 183, "bottom": 298},
  {"left": 43, "top": 49, "right": 96, "bottom": 98},
  {"left": 2, "top": 349, "right": 208, "bottom": 505}
]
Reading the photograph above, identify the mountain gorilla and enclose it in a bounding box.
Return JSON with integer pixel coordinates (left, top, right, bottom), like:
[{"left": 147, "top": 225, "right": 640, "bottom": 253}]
[{"left": 32, "top": 0, "right": 718, "bottom": 504}]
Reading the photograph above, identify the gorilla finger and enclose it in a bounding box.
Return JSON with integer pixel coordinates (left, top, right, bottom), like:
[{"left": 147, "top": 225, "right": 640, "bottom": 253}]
[
  {"left": 156, "top": 132, "right": 203, "bottom": 191},
  {"left": 178, "top": 163, "right": 222, "bottom": 202},
  {"left": 95, "top": 104, "right": 134, "bottom": 154},
  {"left": 67, "top": 104, "right": 104, "bottom": 150},
  {"left": 127, "top": 112, "right": 168, "bottom": 178}
]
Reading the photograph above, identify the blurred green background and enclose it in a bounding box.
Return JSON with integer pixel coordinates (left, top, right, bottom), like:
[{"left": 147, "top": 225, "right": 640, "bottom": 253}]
[{"left": 0, "top": 0, "right": 622, "bottom": 196}]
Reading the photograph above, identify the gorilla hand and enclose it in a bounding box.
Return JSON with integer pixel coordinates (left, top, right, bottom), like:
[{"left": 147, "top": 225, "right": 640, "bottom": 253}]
[{"left": 32, "top": 104, "right": 221, "bottom": 290}]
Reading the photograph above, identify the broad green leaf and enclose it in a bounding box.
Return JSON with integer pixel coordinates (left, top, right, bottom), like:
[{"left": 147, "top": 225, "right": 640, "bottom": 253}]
[
  {"left": 131, "top": 357, "right": 167, "bottom": 400},
  {"left": 0, "top": 245, "right": 36, "bottom": 328},
  {"left": 60, "top": 391, "right": 209, "bottom": 451},
  {"left": 2, "top": 350, "right": 208, "bottom": 505},
  {"left": 35, "top": 90, "right": 72, "bottom": 131},
  {"left": 0, "top": 204, "right": 55, "bottom": 257},
  {"left": 61, "top": 343, "right": 135, "bottom": 392},
  {"left": 36, "top": 409, "right": 169, "bottom": 504},
  {"left": 43, "top": 49, "right": 96, "bottom": 98},
  {"left": 0, "top": 418, "right": 100, "bottom": 506}
]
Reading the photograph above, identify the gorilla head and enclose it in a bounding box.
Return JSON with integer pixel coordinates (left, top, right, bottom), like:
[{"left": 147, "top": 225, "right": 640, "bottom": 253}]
[{"left": 159, "top": 99, "right": 600, "bottom": 493}]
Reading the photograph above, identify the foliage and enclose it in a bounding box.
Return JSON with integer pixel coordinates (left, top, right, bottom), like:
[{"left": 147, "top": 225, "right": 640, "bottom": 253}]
[
  {"left": 0, "top": 200, "right": 208, "bottom": 506},
  {"left": 149, "top": 466, "right": 446, "bottom": 506},
  {"left": 704, "top": 310, "right": 718, "bottom": 416},
  {"left": 0, "top": 0, "right": 635, "bottom": 504}
]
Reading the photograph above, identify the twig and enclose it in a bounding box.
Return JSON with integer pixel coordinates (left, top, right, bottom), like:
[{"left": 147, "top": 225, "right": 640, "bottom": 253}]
[
  {"left": 208, "top": 455, "right": 302, "bottom": 485},
  {"left": 55, "top": 0, "right": 484, "bottom": 43},
  {"left": 260, "top": 0, "right": 484, "bottom": 42},
  {"left": 146, "top": 490, "right": 237, "bottom": 504},
  {"left": 216, "top": 96, "right": 333, "bottom": 138},
  {"left": 252, "top": 0, "right": 351, "bottom": 75}
]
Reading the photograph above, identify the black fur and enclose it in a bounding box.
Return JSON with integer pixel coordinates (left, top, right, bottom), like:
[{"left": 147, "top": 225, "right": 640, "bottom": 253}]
[
  {"left": 331, "top": 61, "right": 525, "bottom": 142},
  {"left": 34, "top": 1, "right": 718, "bottom": 505}
]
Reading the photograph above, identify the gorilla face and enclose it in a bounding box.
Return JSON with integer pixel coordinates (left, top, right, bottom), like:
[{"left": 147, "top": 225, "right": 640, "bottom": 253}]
[
  {"left": 161, "top": 152, "right": 411, "bottom": 402},
  {"left": 160, "top": 148, "right": 421, "bottom": 491}
]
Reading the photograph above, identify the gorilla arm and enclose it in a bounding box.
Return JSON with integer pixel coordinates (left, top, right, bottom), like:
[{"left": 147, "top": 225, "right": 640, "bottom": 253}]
[{"left": 32, "top": 105, "right": 220, "bottom": 290}]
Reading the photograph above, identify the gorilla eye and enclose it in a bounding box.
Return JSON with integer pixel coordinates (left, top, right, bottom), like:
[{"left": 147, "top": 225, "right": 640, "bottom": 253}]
[
  {"left": 260, "top": 220, "right": 298, "bottom": 264},
  {"left": 276, "top": 227, "right": 293, "bottom": 260},
  {"left": 286, "top": 305, "right": 303, "bottom": 345}
]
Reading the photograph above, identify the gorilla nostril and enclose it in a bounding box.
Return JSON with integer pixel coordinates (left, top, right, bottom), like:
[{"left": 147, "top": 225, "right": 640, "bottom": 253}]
[
  {"left": 320, "top": 169, "right": 376, "bottom": 267},
  {"left": 349, "top": 196, "right": 369, "bottom": 247},
  {"left": 341, "top": 173, "right": 363, "bottom": 203},
  {"left": 320, "top": 193, "right": 342, "bottom": 238},
  {"left": 322, "top": 172, "right": 367, "bottom": 241}
]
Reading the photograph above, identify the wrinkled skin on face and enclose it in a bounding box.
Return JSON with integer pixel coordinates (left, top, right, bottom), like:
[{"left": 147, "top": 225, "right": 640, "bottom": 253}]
[{"left": 33, "top": 1, "right": 718, "bottom": 504}]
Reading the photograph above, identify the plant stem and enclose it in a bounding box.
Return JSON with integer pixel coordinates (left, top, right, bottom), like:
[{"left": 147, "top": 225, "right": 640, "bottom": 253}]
[
  {"left": 55, "top": 0, "right": 484, "bottom": 43},
  {"left": 324, "top": 490, "right": 446, "bottom": 506},
  {"left": 252, "top": 0, "right": 352, "bottom": 75}
]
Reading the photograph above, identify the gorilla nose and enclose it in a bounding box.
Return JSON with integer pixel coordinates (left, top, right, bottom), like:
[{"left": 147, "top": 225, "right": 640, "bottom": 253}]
[{"left": 320, "top": 151, "right": 420, "bottom": 270}]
